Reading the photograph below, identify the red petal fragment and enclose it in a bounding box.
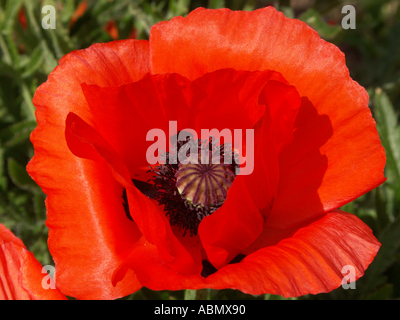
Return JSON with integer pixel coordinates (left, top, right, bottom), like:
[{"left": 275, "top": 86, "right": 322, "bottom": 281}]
[
  {"left": 80, "top": 73, "right": 193, "bottom": 180},
  {"left": 124, "top": 186, "right": 203, "bottom": 276},
  {"left": 267, "top": 96, "right": 386, "bottom": 228},
  {"left": 123, "top": 211, "right": 380, "bottom": 298},
  {"left": 267, "top": 97, "right": 332, "bottom": 228},
  {"left": 0, "top": 223, "right": 67, "bottom": 300},
  {"left": 66, "top": 112, "right": 133, "bottom": 188},
  {"left": 206, "top": 210, "right": 380, "bottom": 297},
  {"left": 258, "top": 80, "right": 301, "bottom": 154},
  {"left": 190, "top": 69, "right": 284, "bottom": 132},
  {"left": 28, "top": 40, "right": 150, "bottom": 299},
  {"left": 121, "top": 241, "right": 207, "bottom": 291},
  {"left": 199, "top": 106, "right": 279, "bottom": 269},
  {"left": 199, "top": 176, "right": 265, "bottom": 270}
]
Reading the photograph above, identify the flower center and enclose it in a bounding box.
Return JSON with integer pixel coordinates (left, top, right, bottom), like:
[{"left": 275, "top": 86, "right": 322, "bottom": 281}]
[
  {"left": 149, "top": 138, "right": 238, "bottom": 236},
  {"left": 175, "top": 152, "right": 235, "bottom": 208}
]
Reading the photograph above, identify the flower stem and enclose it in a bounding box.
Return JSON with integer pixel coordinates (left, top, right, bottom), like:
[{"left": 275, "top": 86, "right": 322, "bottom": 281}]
[{"left": 184, "top": 289, "right": 210, "bottom": 300}]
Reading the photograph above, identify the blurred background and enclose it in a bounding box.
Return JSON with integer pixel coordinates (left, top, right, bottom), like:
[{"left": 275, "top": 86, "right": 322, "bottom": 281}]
[{"left": 0, "top": 0, "right": 399, "bottom": 300}]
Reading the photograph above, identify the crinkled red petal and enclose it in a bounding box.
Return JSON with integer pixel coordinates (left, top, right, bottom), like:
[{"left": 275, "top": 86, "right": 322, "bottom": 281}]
[
  {"left": 0, "top": 223, "right": 67, "bottom": 300},
  {"left": 125, "top": 211, "right": 380, "bottom": 298},
  {"left": 199, "top": 102, "right": 279, "bottom": 269},
  {"left": 150, "top": 7, "right": 386, "bottom": 228},
  {"left": 27, "top": 40, "right": 150, "bottom": 299}
]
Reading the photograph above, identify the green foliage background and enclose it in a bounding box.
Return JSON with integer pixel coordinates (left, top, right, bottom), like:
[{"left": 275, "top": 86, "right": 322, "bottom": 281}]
[{"left": 0, "top": 0, "right": 399, "bottom": 300}]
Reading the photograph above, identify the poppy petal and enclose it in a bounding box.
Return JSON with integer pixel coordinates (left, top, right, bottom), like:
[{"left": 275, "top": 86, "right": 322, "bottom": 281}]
[
  {"left": 199, "top": 104, "right": 279, "bottom": 269},
  {"left": 150, "top": 7, "right": 386, "bottom": 227},
  {"left": 121, "top": 240, "right": 206, "bottom": 290},
  {"left": 258, "top": 80, "right": 301, "bottom": 154},
  {"left": 189, "top": 68, "right": 285, "bottom": 133},
  {"left": 65, "top": 112, "right": 202, "bottom": 276},
  {"left": 0, "top": 223, "right": 67, "bottom": 300},
  {"left": 268, "top": 96, "right": 385, "bottom": 228},
  {"left": 79, "top": 73, "right": 193, "bottom": 180},
  {"left": 206, "top": 210, "right": 380, "bottom": 297},
  {"left": 27, "top": 40, "right": 150, "bottom": 299},
  {"left": 80, "top": 69, "right": 283, "bottom": 181},
  {"left": 124, "top": 211, "right": 379, "bottom": 298}
]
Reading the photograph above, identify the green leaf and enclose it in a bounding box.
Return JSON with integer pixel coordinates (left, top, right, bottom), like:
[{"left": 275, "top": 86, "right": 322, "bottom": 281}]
[
  {"left": 59, "top": 0, "right": 76, "bottom": 24},
  {"left": 0, "top": 120, "right": 37, "bottom": 147},
  {"left": 0, "top": 0, "right": 24, "bottom": 67},
  {"left": 0, "top": 59, "right": 19, "bottom": 79},
  {"left": 208, "top": 0, "right": 225, "bottom": 9},
  {"left": 184, "top": 289, "right": 211, "bottom": 300},
  {"left": 366, "top": 284, "right": 393, "bottom": 300},
  {"left": 265, "top": 293, "right": 297, "bottom": 300},
  {"left": 0, "top": 147, "right": 7, "bottom": 191},
  {"left": 373, "top": 88, "right": 400, "bottom": 199},
  {"left": 21, "top": 45, "right": 44, "bottom": 78},
  {"left": 375, "top": 185, "right": 390, "bottom": 230},
  {"left": 168, "top": 0, "right": 190, "bottom": 16},
  {"left": 2, "top": 32, "right": 20, "bottom": 67},
  {"left": 0, "top": 60, "right": 36, "bottom": 120},
  {"left": 33, "top": 188, "right": 46, "bottom": 221},
  {"left": 0, "top": 0, "right": 23, "bottom": 32},
  {"left": 299, "top": 8, "right": 341, "bottom": 40},
  {"left": 362, "top": 216, "right": 400, "bottom": 294},
  {"left": 23, "top": 0, "right": 58, "bottom": 73},
  {"left": 280, "top": 6, "right": 295, "bottom": 19},
  {"left": 7, "top": 157, "right": 37, "bottom": 191},
  {"left": 184, "top": 289, "right": 197, "bottom": 300}
]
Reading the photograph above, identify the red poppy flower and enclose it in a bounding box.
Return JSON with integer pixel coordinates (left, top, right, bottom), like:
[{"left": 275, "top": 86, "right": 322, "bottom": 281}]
[
  {"left": 27, "top": 7, "right": 386, "bottom": 299},
  {"left": 0, "top": 223, "right": 66, "bottom": 300},
  {"left": 18, "top": 6, "right": 28, "bottom": 30},
  {"left": 104, "top": 20, "right": 119, "bottom": 40},
  {"left": 69, "top": 0, "right": 88, "bottom": 28}
]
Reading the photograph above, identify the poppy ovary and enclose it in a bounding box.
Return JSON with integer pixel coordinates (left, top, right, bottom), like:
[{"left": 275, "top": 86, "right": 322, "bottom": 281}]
[
  {"left": 149, "top": 137, "right": 239, "bottom": 236},
  {"left": 175, "top": 150, "right": 235, "bottom": 208}
]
